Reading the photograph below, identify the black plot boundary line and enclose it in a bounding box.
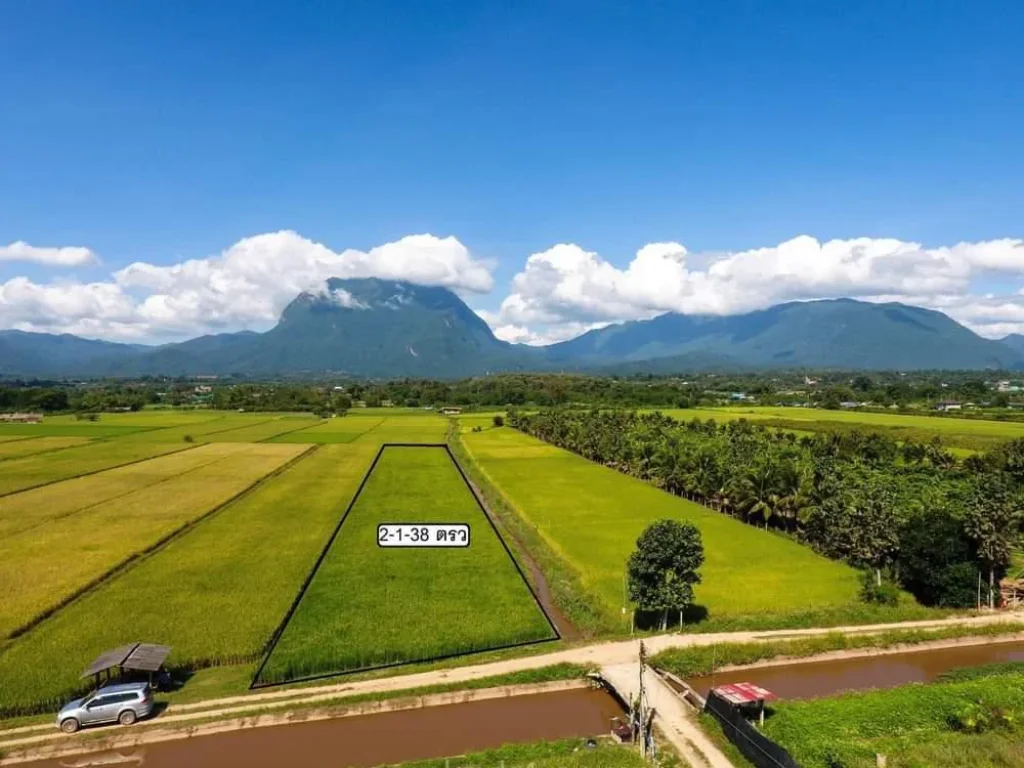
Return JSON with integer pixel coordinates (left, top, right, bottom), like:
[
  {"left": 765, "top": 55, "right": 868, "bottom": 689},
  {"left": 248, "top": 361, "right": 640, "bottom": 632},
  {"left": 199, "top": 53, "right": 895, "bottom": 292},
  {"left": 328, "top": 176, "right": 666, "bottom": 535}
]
[{"left": 250, "top": 443, "right": 560, "bottom": 690}]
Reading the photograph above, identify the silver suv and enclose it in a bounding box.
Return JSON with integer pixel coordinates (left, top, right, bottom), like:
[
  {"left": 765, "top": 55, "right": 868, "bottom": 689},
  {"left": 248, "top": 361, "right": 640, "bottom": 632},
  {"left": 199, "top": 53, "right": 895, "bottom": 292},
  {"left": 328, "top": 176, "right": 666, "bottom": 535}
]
[{"left": 56, "top": 682, "right": 155, "bottom": 733}]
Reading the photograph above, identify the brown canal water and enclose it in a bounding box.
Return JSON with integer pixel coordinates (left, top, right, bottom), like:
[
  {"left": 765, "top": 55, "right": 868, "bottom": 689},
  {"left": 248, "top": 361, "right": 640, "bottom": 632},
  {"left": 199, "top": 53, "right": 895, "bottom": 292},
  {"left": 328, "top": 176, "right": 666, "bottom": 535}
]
[
  {"left": 26, "top": 689, "right": 622, "bottom": 768},
  {"left": 686, "top": 640, "right": 1024, "bottom": 701}
]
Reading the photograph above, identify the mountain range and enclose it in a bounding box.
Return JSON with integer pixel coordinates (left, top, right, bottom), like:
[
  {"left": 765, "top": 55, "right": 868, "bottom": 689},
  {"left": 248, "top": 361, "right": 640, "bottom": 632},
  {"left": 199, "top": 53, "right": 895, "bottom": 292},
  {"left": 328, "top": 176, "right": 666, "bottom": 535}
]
[{"left": 2, "top": 278, "right": 1022, "bottom": 377}]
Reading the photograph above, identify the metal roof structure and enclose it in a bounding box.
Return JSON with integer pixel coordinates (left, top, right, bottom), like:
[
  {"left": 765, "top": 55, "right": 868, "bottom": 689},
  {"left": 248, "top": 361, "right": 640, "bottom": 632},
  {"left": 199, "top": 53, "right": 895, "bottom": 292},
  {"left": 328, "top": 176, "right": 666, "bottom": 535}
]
[
  {"left": 81, "top": 643, "right": 171, "bottom": 679},
  {"left": 712, "top": 682, "right": 778, "bottom": 706}
]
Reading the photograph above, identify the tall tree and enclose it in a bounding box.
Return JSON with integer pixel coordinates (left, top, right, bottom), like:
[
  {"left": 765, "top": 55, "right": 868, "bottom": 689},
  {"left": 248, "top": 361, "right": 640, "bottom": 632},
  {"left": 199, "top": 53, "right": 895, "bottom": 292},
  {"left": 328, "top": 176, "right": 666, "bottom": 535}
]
[
  {"left": 850, "top": 477, "right": 902, "bottom": 586},
  {"left": 627, "top": 519, "right": 705, "bottom": 630},
  {"left": 964, "top": 473, "right": 1023, "bottom": 609}
]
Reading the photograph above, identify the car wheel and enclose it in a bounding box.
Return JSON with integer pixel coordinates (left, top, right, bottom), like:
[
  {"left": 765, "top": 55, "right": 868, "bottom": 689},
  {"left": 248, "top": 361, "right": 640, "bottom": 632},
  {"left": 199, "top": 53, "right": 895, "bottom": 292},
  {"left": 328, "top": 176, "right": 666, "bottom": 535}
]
[
  {"left": 60, "top": 718, "right": 80, "bottom": 734},
  {"left": 118, "top": 710, "right": 137, "bottom": 726}
]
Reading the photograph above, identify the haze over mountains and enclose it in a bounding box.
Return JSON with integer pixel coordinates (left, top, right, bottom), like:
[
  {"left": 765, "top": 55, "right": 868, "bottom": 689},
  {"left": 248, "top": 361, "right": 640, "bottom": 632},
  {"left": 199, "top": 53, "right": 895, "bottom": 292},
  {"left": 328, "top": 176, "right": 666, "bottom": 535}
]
[{"left": 1, "top": 278, "right": 1022, "bottom": 377}]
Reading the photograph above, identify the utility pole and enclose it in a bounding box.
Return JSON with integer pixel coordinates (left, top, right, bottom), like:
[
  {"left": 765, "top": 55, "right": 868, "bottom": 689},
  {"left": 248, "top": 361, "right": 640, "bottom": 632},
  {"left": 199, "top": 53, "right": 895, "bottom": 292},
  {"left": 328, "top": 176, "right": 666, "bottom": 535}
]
[{"left": 638, "top": 640, "right": 648, "bottom": 759}]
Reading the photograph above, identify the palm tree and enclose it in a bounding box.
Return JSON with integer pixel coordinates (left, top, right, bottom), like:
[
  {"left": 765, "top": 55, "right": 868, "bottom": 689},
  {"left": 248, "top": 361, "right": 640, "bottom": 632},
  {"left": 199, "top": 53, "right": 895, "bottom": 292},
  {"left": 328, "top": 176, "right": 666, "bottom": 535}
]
[{"left": 736, "top": 457, "right": 780, "bottom": 530}]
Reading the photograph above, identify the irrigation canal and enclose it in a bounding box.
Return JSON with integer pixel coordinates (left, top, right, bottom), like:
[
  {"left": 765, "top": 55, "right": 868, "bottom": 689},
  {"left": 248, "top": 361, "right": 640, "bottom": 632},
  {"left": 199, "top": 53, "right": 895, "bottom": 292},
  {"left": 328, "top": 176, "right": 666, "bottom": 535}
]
[
  {"left": 685, "top": 639, "right": 1024, "bottom": 700},
  {"left": 22, "top": 688, "right": 623, "bottom": 768}
]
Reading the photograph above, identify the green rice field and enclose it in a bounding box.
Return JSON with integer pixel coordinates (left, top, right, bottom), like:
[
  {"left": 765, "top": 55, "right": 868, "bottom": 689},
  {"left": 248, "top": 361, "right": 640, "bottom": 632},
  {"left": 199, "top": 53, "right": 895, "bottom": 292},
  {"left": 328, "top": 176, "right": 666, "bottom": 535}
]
[
  {"left": 658, "top": 405, "right": 1024, "bottom": 452},
  {"left": 0, "top": 436, "right": 91, "bottom": 459},
  {"left": 0, "top": 443, "right": 378, "bottom": 716},
  {"left": 257, "top": 445, "right": 555, "bottom": 685},
  {"left": 0, "top": 442, "right": 306, "bottom": 639},
  {"left": 0, "top": 405, "right": 946, "bottom": 721},
  {"left": 461, "top": 427, "right": 864, "bottom": 628}
]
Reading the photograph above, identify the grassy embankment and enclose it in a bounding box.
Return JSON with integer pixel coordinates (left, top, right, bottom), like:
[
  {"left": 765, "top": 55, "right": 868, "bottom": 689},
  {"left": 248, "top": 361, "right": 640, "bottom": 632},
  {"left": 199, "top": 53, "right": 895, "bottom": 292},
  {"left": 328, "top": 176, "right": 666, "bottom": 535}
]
[
  {"left": 384, "top": 739, "right": 648, "bottom": 768},
  {"left": 257, "top": 445, "right": 556, "bottom": 684},
  {"left": 460, "top": 426, "right": 933, "bottom": 633},
  {"left": 762, "top": 662, "right": 1024, "bottom": 767},
  {"left": 652, "top": 622, "right": 1024, "bottom": 679}
]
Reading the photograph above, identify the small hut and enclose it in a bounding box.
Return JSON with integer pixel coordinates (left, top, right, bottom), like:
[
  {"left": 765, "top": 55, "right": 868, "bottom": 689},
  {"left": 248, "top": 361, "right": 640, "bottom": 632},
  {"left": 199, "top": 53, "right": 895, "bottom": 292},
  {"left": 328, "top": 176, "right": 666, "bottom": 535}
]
[{"left": 81, "top": 643, "right": 172, "bottom": 690}]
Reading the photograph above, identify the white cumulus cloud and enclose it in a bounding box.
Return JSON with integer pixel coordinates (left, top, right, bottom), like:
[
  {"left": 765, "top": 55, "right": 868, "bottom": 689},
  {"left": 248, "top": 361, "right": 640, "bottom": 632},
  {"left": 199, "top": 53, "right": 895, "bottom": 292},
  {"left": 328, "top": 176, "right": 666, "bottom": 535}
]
[
  {"left": 0, "top": 231, "right": 493, "bottom": 340},
  {"left": 493, "top": 235, "right": 1024, "bottom": 341},
  {"left": 3, "top": 230, "right": 1024, "bottom": 345},
  {"left": 0, "top": 241, "right": 97, "bottom": 267}
]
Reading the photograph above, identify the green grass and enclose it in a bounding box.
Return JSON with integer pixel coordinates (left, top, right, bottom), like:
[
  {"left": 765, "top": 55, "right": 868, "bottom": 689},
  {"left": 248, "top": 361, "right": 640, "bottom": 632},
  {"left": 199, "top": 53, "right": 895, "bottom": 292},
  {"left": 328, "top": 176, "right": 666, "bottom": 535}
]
[
  {"left": 270, "top": 415, "right": 448, "bottom": 445},
  {"left": 0, "top": 423, "right": 151, "bottom": 437},
  {"left": 116, "top": 414, "right": 275, "bottom": 442},
  {"left": 257, "top": 445, "right": 556, "bottom": 684},
  {"left": 652, "top": 623, "right": 1024, "bottom": 679},
  {"left": 203, "top": 416, "right": 323, "bottom": 442},
  {"left": 0, "top": 436, "right": 91, "bottom": 459},
  {"left": 762, "top": 666, "right": 1024, "bottom": 767},
  {"left": 0, "top": 443, "right": 378, "bottom": 717},
  {"left": 0, "top": 443, "right": 306, "bottom": 640},
  {"left": 463, "top": 428, "right": 869, "bottom": 630},
  {"left": 0, "top": 439, "right": 189, "bottom": 496},
  {"left": 352, "top": 415, "right": 450, "bottom": 445},
  {"left": 384, "top": 739, "right": 646, "bottom": 768},
  {"left": 271, "top": 417, "right": 385, "bottom": 443},
  {"left": 659, "top": 406, "right": 1024, "bottom": 452},
  {"left": 43, "top": 410, "right": 224, "bottom": 427}
]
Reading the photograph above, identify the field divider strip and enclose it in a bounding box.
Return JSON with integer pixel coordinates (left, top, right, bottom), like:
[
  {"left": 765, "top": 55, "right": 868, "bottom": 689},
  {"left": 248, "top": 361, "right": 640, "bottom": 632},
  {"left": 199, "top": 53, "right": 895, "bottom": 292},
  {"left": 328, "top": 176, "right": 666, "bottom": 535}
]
[
  {"left": 0, "top": 443, "right": 201, "bottom": 500},
  {"left": 0, "top": 445, "right": 320, "bottom": 649},
  {"left": 250, "top": 442, "right": 560, "bottom": 690},
  {"left": 0, "top": 444, "right": 272, "bottom": 543},
  {"left": 180, "top": 417, "right": 275, "bottom": 440},
  {"left": 255, "top": 418, "right": 327, "bottom": 442},
  {"left": 249, "top": 443, "right": 388, "bottom": 688},
  {"left": 443, "top": 443, "right": 562, "bottom": 643}
]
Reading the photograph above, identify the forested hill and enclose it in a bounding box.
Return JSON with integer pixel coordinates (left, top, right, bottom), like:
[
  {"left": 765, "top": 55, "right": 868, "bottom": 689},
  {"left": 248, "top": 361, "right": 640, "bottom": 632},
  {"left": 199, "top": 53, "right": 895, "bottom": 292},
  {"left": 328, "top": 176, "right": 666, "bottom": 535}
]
[{"left": 1, "top": 281, "right": 1022, "bottom": 377}]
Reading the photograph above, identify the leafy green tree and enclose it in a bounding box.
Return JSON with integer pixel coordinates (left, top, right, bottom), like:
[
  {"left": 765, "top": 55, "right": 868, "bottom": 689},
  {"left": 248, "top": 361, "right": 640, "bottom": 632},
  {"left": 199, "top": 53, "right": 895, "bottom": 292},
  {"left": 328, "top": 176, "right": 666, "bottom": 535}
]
[
  {"left": 900, "top": 507, "right": 979, "bottom": 607},
  {"left": 627, "top": 519, "right": 704, "bottom": 630}
]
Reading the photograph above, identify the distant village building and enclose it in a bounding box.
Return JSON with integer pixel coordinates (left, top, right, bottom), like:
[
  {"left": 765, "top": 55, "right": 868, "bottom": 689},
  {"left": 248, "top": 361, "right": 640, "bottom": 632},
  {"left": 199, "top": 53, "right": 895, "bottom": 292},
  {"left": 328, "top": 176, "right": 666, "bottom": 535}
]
[
  {"left": 729, "top": 393, "right": 749, "bottom": 401},
  {"left": 804, "top": 376, "right": 820, "bottom": 386},
  {"left": 0, "top": 412, "right": 43, "bottom": 423},
  {"left": 839, "top": 401, "right": 861, "bottom": 409},
  {"left": 441, "top": 407, "right": 462, "bottom": 415},
  {"left": 935, "top": 400, "right": 962, "bottom": 412},
  {"left": 194, "top": 385, "right": 213, "bottom": 394},
  {"left": 381, "top": 399, "right": 394, "bottom": 408}
]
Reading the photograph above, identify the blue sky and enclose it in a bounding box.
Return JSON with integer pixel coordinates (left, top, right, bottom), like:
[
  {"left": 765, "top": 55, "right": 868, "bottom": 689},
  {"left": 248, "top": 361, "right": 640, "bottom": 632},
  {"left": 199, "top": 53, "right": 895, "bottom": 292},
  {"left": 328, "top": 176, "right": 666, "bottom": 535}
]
[{"left": 1, "top": 1, "right": 1022, "bottom": 344}]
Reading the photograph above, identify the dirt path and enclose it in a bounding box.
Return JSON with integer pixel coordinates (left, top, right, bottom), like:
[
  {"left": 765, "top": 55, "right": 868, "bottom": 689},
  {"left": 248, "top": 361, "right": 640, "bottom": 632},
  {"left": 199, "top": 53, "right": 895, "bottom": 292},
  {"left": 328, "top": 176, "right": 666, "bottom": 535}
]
[
  {"left": 2, "top": 611, "right": 1019, "bottom": 756},
  {"left": 459, "top": 470, "right": 579, "bottom": 640}
]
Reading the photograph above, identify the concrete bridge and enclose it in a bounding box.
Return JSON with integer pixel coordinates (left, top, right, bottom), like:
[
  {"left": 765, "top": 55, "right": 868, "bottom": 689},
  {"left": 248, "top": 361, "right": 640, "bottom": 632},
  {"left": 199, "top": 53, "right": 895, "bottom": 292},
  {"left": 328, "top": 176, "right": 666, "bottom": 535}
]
[{"left": 599, "top": 661, "right": 734, "bottom": 768}]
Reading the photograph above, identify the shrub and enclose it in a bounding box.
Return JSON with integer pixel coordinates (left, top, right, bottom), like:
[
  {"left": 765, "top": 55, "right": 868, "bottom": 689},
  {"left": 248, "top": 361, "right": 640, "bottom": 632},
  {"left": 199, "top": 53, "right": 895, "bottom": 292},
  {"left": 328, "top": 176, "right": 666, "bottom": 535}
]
[
  {"left": 183, "top": 434, "right": 195, "bottom": 443},
  {"left": 493, "top": 415, "right": 505, "bottom": 427},
  {"left": 859, "top": 571, "right": 900, "bottom": 605},
  {"left": 472, "top": 425, "right": 483, "bottom": 432},
  {"left": 948, "top": 700, "right": 1017, "bottom": 733}
]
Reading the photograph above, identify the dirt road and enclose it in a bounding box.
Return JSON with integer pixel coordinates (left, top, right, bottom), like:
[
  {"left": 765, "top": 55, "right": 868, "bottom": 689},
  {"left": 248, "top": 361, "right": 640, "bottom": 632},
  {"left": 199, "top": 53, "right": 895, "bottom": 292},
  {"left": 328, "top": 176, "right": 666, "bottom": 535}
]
[{"left": 1, "top": 611, "right": 1019, "bottom": 763}]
